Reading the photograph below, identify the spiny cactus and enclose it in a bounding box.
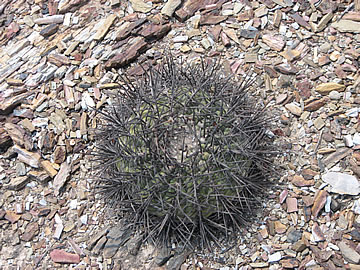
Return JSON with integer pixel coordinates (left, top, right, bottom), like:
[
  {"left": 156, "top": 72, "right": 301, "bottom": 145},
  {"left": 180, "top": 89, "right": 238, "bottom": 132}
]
[{"left": 92, "top": 57, "right": 276, "bottom": 249}]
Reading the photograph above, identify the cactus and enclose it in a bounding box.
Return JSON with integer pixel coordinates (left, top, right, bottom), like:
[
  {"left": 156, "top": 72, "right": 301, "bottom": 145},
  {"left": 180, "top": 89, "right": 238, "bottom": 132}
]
[{"left": 93, "top": 57, "right": 276, "bottom": 249}]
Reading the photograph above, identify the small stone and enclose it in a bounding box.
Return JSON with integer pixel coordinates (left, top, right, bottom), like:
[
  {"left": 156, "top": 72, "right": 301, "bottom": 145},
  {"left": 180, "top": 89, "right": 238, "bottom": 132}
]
[
  {"left": 180, "top": 44, "right": 191, "bottom": 53},
  {"left": 53, "top": 162, "right": 71, "bottom": 196},
  {"left": 274, "top": 221, "right": 287, "bottom": 234},
  {"left": 312, "top": 223, "right": 325, "bottom": 242},
  {"left": 268, "top": 252, "right": 281, "bottom": 262},
  {"left": 279, "top": 189, "right": 288, "bottom": 203},
  {"left": 354, "top": 133, "right": 360, "bottom": 145},
  {"left": 105, "top": 37, "right": 147, "bottom": 69},
  {"left": 7, "top": 176, "right": 29, "bottom": 190},
  {"left": 304, "top": 97, "right": 329, "bottom": 112},
  {"left": 40, "top": 24, "right": 59, "bottom": 37},
  {"left": 93, "top": 14, "right": 117, "bottom": 41},
  {"left": 249, "top": 262, "right": 269, "bottom": 268},
  {"left": 313, "top": 117, "right": 325, "bottom": 130},
  {"left": 292, "top": 240, "right": 306, "bottom": 252},
  {"left": 173, "top": 35, "right": 188, "bottom": 43},
  {"left": 5, "top": 211, "right": 21, "bottom": 223},
  {"left": 15, "top": 162, "right": 26, "bottom": 176},
  {"left": 285, "top": 103, "right": 302, "bottom": 116},
  {"left": 316, "top": 12, "right": 333, "bottom": 32},
  {"left": 20, "top": 222, "right": 39, "bottom": 241},
  {"left": 262, "top": 34, "right": 285, "bottom": 51},
  {"left": 323, "top": 148, "right": 352, "bottom": 168},
  {"left": 130, "top": 0, "right": 153, "bottom": 13},
  {"left": 338, "top": 241, "right": 360, "bottom": 264},
  {"left": 53, "top": 224, "right": 64, "bottom": 240},
  {"left": 280, "top": 49, "right": 301, "bottom": 61},
  {"left": 312, "top": 190, "right": 327, "bottom": 217},
  {"left": 292, "top": 175, "right": 314, "bottom": 187},
  {"left": 329, "top": 91, "right": 341, "bottom": 100},
  {"left": 50, "top": 249, "right": 80, "bottom": 264},
  {"left": 161, "top": 0, "right": 181, "bottom": 17},
  {"left": 13, "top": 145, "right": 41, "bottom": 168},
  {"left": 4, "top": 123, "right": 33, "bottom": 151},
  {"left": 41, "top": 160, "right": 57, "bottom": 178},
  {"left": 287, "top": 230, "right": 302, "bottom": 243},
  {"left": 254, "top": 5, "right": 268, "bottom": 17},
  {"left": 244, "top": 53, "right": 257, "bottom": 63},
  {"left": 316, "top": 83, "right": 345, "bottom": 95},
  {"left": 344, "top": 135, "right": 354, "bottom": 147},
  {"left": 322, "top": 172, "right": 360, "bottom": 195},
  {"left": 200, "top": 15, "right": 227, "bottom": 25},
  {"left": 286, "top": 197, "right": 298, "bottom": 213},
  {"left": 34, "top": 15, "right": 64, "bottom": 25}
]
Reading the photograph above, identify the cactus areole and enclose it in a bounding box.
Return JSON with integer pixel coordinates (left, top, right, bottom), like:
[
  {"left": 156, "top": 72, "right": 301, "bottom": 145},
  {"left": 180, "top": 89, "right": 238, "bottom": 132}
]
[{"left": 93, "top": 58, "right": 276, "bottom": 249}]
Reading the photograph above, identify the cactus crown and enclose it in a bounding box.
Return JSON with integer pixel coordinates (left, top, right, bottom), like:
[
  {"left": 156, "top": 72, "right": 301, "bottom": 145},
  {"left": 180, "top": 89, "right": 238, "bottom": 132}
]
[{"left": 93, "top": 57, "right": 276, "bottom": 249}]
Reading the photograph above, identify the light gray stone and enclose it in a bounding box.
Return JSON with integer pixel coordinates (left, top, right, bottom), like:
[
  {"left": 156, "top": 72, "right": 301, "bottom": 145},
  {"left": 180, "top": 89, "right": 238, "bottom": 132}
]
[{"left": 322, "top": 172, "right": 360, "bottom": 195}]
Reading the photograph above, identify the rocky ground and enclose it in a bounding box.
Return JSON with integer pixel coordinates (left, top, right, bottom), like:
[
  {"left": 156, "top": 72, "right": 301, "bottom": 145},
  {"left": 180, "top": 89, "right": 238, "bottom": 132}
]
[{"left": 1, "top": 0, "right": 360, "bottom": 269}]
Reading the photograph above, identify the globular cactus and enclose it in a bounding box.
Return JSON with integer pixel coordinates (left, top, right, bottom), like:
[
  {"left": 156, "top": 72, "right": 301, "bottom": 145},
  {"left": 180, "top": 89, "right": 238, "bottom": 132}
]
[{"left": 92, "top": 57, "right": 276, "bottom": 249}]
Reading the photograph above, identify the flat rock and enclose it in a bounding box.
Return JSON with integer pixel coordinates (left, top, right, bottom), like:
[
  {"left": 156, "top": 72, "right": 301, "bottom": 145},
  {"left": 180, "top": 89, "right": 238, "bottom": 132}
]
[
  {"left": 200, "top": 15, "right": 227, "bottom": 25},
  {"left": 338, "top": 241, "right": 360, "bottom": 264},
  {"left": 5, "top": 211, "right": 21, "bottom": 223},
  {"left": 105, "top": 37, "right": 147, "bottom": 69},
  {"left": 322, "top": 147, "right": 352, "bottom": 168},
  {"left": 312, "top": 190, "right": 327, "bottom": 217},
  {"left": 4, "top": 123, "right": 33, "bottom": 150},
  {"left": 332, "top": 20, "right": 360, "bottom": 33},
  {"left": 161, "top": 0, "right": 182, "bottom": 17},
  {"left": 103, "top": 225, "right": 132, "bottom": 258},
  {"left": 322, "top": 172, "right": 360, "bottom": 195},
  {"left": 41, "top": 160, "right": 58, "bottom": 178},
  {"left": 58, "top": 0, "right": 89, "bottom": 13},
  {"left": 262, "top": 34, "right": 285, "bottom": 51},
  {"left": 316, "top": 82, "right": 345, "bottom": 94},
  {"left": 130, "top": 0, "right": 153, "bottom": 13},
  {"left": 7, "top": 176, "right": 29, "bottom": 191},
  {"left": 175, "top": 0, "right": 206, "bottom": 22},
  {"left": 34, "top": 15, "right": 64, "bottom": 25},
  {"left": 53, "top": 162, "right": 71, "bottom": 196},
  {"left": 50, "top": 249, "right": 80, "bottom": 264},
  {"left": 139, "top": 23, "right": 171, "bottom": 40},
  {"left": 304, "top": 97, "right": 329, "bottom": 111},
  {"left": 13, "top": 145, "right": 41, "bottom": 168},
  {"left": 285, "top": 103, "right": 302, "bottom": 116},
  {"left": 93, "top": 14, "right": 117, "bottom": 41},
  {"left": 40, "top": 24, "right": 59, "bottom": 37}
]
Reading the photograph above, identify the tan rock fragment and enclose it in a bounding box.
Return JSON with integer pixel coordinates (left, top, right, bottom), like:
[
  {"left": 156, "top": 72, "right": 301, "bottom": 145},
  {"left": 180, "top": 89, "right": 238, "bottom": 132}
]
[
  {"left": 285, "top": 103, "right": 302, "bottom": 116},
  {"left": 161, "top": 0, "right": 181, "bottom": 17},
  {"left": 93, "top": 14, "right": 117, "bottom": 41},
  {"left": 4, "top": 123, "right": 33, "bottom": 150},
  {"left": 315, "top": 82, "right": 345, "bottom": 94},
  {"left": 130, "top": 0, "right": 153, "bottom": 13},
  {"left": 315, "top": 12, "right": 333, "bottom": 32},
  {"left": 304, "top": 97, "right": 329, "bottom": 111},
  {"left": 332, "top": 19, "right": 360, "bottom": 33},
  {"left": 53, "top": 162, "right": 71, "bottom": 196},
  {"left": 41, "top": 160, "right": 58, "bottom": 178},
  {"left": 13, "top": 145, "right": 41, "bottom": 168},
  {"left": 80, "top": 112, "right": 87, "bottom": 135},
  {"left": 274, "top": 221, "right": 287, "bottom": 234},
  {"left": 262, "top": 34, "right": 285, "bottom": 51},
  {"left": 311, "top": 190, "right": 327, "bottom": 217},
  {"left": 7, "top": 176, "right": 29, "bottom": 190},
  {"left": 280, "top": 49, "right": 301, "bottom": 61}
]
